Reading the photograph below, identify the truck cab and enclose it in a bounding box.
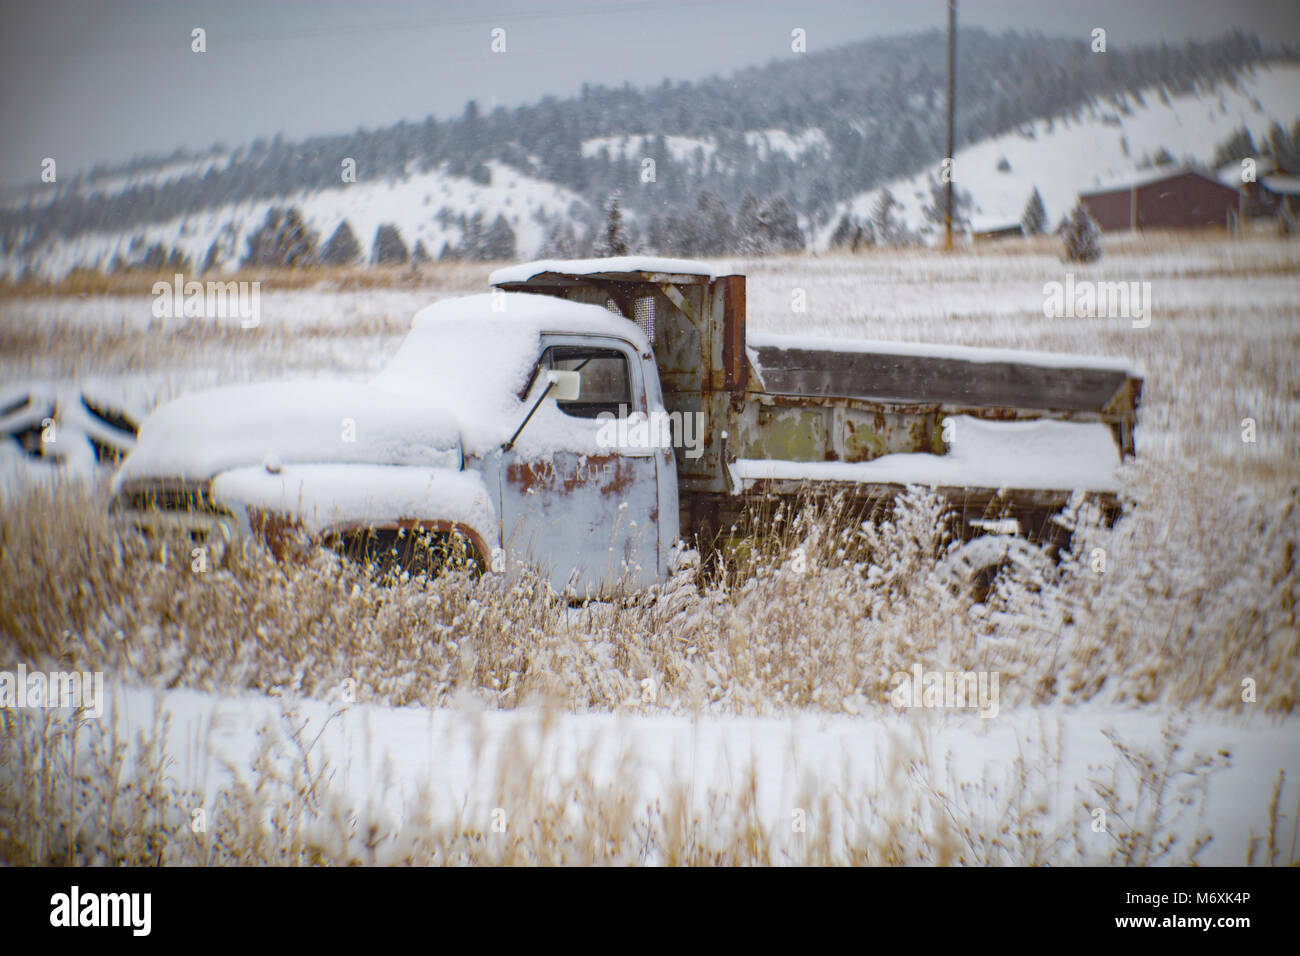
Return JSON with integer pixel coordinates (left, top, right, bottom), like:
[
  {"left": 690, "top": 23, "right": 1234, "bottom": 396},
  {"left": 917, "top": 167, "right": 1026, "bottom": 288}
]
[{"left": 112, "top": 289, "right": 680, "bottom": 598}]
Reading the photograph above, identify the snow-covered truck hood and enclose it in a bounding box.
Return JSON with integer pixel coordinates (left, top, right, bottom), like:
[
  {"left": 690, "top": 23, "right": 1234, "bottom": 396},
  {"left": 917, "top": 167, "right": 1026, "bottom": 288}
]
[
  {"left": 113, "top": 380, "right": 462, "bottom": 491},
  {"left": 210, "top": 463, "right": 498, "bottom": 546}
]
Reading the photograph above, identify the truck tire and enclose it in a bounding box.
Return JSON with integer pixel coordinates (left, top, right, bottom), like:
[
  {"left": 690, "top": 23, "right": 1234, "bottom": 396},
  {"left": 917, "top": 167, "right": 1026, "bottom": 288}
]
[
  {"left": 328, "top": 527, "right": 486, "bottom": 581},
  {"left": 936, "top": 535, "right": 1055, "bottom": 605}
]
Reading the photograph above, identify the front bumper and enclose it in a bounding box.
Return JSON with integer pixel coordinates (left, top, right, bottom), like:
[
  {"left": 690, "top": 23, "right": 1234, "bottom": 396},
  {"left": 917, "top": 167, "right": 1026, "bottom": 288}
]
[{"left": 109, "top": 492, "right": 243, "bottom": 564}]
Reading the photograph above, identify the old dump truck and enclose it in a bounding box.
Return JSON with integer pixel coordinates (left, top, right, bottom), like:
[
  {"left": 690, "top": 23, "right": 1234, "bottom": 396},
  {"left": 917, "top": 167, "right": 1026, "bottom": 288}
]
[{"left": 112, "top": 256, "right": 1142, "bottom": 597}]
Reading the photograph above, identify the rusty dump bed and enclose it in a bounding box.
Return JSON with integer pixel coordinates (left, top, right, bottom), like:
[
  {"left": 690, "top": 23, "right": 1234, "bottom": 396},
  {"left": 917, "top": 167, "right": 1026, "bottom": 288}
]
[
  {"left": 750, "top": 342, "right": 1137, "bottom": 416},
  {"left": 490, "top": 259, "right": 1144, "bottom": 544}
]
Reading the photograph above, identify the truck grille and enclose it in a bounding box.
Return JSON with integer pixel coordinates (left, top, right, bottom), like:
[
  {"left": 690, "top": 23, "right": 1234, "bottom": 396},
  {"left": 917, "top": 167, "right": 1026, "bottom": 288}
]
[{"left": 112, "top": 481, "right": 227, "bottom": 516}]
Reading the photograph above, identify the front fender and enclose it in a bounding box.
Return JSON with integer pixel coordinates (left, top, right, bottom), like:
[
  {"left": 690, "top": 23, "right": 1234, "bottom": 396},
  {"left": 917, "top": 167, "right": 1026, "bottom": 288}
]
[{"left": 210, "top": 463, "right": 500, "bottom": 568}]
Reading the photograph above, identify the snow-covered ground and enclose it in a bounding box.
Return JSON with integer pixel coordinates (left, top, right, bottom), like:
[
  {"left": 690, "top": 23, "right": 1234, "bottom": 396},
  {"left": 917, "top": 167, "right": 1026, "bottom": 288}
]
[{"left": 99, "top": 683, "right": 1300, "bottom": 865}]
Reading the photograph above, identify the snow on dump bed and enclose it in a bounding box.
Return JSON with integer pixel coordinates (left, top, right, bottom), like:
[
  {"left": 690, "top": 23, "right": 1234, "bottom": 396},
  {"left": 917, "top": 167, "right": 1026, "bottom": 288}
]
[
  {"left": 113, "top": 381, "right": 461, "bottom": 490},
  {"left": 749, "top": 331, "right": 1141, "bottom": 377},
  {"left": 211, "top": 464, "right": 497, "bottom": 544},
  {"left": 731, "top": 416, "right": 1122, "bottom": 493},
  {"left": 489, "top": 255, "right": 730, "bottom": 285},
  {"left": 373, "top": 292, "right": 651, "bottom": 456}
]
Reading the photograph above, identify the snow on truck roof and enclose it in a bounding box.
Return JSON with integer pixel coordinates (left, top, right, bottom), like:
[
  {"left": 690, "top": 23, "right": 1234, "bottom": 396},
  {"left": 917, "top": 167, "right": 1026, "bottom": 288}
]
[
  {"left": 489, "top": 256, "right": 729, "bottom": 285},
  {"left": 406, "top": 291, "right": 650, "bottom": 344},
  {"left": 374, "top": 292, "right": 652, "bottom": 456}
]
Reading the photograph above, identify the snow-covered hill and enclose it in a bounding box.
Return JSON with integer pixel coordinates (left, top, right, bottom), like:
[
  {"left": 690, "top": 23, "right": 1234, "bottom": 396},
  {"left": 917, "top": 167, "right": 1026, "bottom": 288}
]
[
  {"left": 7, "top": 61, "right": 1300, "bottom": 279},
  {"left": 5, "top": 124, "right": 837, "bottom": 279},
  {"left": 3, "top": 160, "right": 588, "bottom": 280},
  {"left": 818, "top": 61, "right": 1300, "bottom": 248}
]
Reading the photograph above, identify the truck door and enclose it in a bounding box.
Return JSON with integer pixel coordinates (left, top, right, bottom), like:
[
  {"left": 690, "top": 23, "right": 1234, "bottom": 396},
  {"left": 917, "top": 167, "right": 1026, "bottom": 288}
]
[{"left": 500, "top": 337, "right": 664, "bottom": 597}]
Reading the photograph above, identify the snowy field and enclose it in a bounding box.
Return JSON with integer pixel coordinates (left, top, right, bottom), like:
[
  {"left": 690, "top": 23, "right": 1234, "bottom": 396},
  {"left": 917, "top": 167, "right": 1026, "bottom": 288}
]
[
  {"left": 1, "top": 233, "right": 1298, "bottom": 865},
  {"left": 21, "top": 684, "right": 1291, "bottom": 865}
]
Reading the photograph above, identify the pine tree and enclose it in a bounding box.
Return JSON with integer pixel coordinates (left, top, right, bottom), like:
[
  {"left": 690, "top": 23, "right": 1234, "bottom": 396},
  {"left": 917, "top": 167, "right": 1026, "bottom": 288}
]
[
  {"left": 410, "top": 239, "right": 430, "bottom": 265},
  {"left": 829, "top": 214, "right": 856, "bottom": 250},
  {"left": 922, "top": 175, "right": 971, "bottom": 231},
  {"left": 140, "top": 241, "right": 167, "bottom": 271},
  {"left": 201, "top": 240, "right": 221, "bottom": 273},
  {"left": 241, "top": 206, "right": 318, "bottom": 268},
  {"left": 279, "top": 208, "right": 318, "bottom": 267},
  {"left": 320, "top": 220, "right": 361, "bottom": 265},
  {"left": 757, "top": 197, "right": 804, "bottom": 253},
  {"left": 1063, "top": 203, "right": 1102, "bottom": 263},
  {"left": 1021, "top": 187, "right": 1048, "bottom": 236},
  {"left": 736, "top": 193, "right": 765, "bottom": 255},
  {"left": 481, "top": 215, "right": 517, "bottom": 261},
  {"left": 164, "top": 247, "right": 191, "bottom": 272},
  {"left": 371, "top": 223, "right": 409, "bottom": 265},
  {"left": 597, "top": 193, "right": 629, "bottom": 257},
  {"left": 645, "top": 218, "right": 668, "bottom": 256},
  {"left": 458, "top": 213, "right": 485, "bottom": 260},
  {"left": 1210, "top": 127, "right": 1260, "bottom": 169},
  {"left": 871, "top": 189, "right": 899, "bottom": 245},
  {"left": 541, "top": 221, "right": 579, "bottom": 258},
  {"left": 852, "top": 220, "right": 875, "bottom": 251},
  {"left": 830, "top": 214, "right": 872, "bottom": 252},
  {"left": 691, "top": 191, "right": 734, "bottom": 256}
]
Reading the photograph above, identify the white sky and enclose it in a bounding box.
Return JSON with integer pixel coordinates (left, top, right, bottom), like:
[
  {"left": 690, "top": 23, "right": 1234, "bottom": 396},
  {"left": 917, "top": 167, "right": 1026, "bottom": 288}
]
[{"left": 1, "top": 0, "right": 1297, "bottom": 186}]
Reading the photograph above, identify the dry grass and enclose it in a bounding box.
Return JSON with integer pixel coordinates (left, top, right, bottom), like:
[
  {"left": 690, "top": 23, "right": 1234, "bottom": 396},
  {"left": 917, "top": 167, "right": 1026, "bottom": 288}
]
[
  {"left": 0, "top": 271, "right": 488, "bottom": 389},
  {"left": 1, "top": 473, "right": 1295, "bottom": 717},
  {"left": 0, "top": 261, "right": 498, "bottom": 298},
  {"left": 3, "top": 701, "right": 1291, "bottom": 866}
]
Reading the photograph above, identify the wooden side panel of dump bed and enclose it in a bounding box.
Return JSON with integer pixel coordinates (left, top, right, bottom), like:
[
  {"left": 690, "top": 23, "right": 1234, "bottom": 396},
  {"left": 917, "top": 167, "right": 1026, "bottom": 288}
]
[{"left": 750, "top": 344, "right": 1137, "bottom": 417}]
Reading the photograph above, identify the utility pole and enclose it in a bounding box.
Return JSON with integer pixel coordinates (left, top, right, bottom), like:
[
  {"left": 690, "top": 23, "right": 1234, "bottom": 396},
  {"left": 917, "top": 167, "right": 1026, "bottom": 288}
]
[{"left": 944, "top": 0, "right": 957, "bottom": 251}]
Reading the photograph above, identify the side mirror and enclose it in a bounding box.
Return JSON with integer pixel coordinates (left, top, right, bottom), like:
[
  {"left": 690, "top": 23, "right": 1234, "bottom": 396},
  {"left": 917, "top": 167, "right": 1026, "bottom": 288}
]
[
  {"left": 502, "top": 369, "right": 580, "bottom": 452},
  {"left": 546, "top": 369, "right": 581, "bottom": 402}
]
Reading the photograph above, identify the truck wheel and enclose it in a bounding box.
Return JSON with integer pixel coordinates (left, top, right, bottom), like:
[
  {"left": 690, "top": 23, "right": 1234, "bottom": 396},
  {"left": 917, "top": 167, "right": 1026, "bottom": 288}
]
[{"left": 936, "top": 535, "right": 1055, "bottom": 605}]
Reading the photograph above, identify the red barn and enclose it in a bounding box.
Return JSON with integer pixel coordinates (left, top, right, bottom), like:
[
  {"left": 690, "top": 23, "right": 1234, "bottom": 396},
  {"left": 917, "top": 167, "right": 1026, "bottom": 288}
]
[{"left": 1078, "top": 166, "right": 1242, "bottom": 231}]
